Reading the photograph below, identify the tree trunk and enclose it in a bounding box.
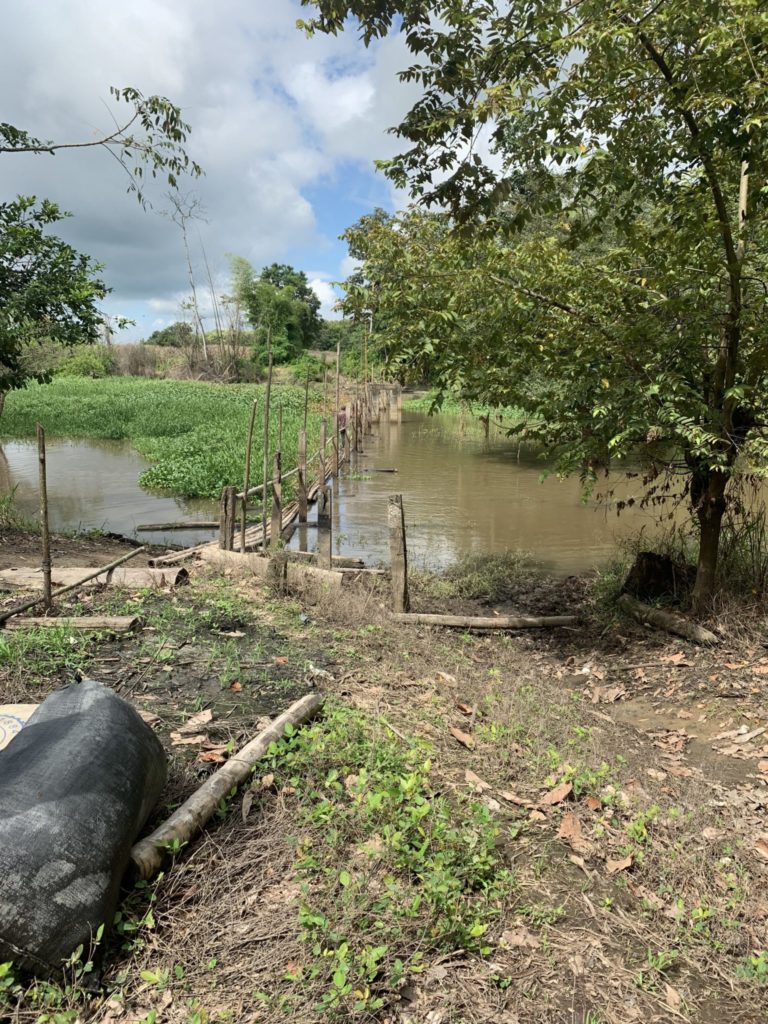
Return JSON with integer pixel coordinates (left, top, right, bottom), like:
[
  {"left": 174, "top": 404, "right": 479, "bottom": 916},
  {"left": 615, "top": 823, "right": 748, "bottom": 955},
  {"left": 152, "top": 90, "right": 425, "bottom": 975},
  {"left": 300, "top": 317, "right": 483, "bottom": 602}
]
[
  {"left": 690, "top": 469, "right": 728, "bottom": 615},
  {"left": 0, "top": 392, "right": 5, "bottom": 419}
]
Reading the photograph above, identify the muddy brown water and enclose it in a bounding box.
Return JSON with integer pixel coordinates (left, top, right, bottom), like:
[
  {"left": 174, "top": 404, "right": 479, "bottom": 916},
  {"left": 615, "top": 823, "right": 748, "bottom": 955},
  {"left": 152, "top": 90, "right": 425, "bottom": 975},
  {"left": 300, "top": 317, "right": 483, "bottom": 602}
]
[{"left": 1, "top": 414, "right": 662, "bottom": 572}]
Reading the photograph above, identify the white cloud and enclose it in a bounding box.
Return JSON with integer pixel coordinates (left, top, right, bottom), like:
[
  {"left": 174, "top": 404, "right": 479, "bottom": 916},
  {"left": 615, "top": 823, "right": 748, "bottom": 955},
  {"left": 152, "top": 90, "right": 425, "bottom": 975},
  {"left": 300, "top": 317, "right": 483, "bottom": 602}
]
[
  {"left": 0, "top": 0, "right": 420, "bottom": 336},
  {"left": 309, "top": 277, "right": 341, "bottom": 319}
]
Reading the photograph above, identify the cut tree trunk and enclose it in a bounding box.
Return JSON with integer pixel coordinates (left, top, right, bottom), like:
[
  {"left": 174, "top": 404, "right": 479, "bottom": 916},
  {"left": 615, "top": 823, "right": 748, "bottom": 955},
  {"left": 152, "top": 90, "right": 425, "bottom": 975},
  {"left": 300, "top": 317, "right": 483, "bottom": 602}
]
[{"left": 392, "top": 612, "right": 578, "bottom": 630}]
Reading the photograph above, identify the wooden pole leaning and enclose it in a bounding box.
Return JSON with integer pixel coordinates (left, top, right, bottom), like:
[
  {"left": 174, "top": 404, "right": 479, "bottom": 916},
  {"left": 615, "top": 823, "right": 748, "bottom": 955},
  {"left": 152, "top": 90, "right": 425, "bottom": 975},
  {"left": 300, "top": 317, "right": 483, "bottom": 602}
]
[
  {"left": 388, "top": 494, "right": 410, "bottom": 613},
  {"left": 0, "top": 547, "right": 146, "bottom": 626},
  {"left": 318, "top": 419, "right": 327, "bottom": 489},
  {"left": 36, "top": 423, "right": 52, "bottom": 611}
]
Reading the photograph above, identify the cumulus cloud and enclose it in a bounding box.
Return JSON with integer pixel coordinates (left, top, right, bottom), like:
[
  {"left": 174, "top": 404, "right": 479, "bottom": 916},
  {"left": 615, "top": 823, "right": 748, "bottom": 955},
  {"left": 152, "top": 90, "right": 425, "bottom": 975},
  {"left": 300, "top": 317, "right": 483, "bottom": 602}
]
[{"left": 0, "top": 0, "right": 418, "bottom": 338}]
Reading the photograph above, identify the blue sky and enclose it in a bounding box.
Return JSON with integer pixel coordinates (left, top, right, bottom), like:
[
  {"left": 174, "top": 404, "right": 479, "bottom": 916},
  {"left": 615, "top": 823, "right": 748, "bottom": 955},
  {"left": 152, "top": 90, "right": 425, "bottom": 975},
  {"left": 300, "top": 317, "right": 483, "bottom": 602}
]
[{"left": 0, "top": 0, "right": 418, "bottom": 340}]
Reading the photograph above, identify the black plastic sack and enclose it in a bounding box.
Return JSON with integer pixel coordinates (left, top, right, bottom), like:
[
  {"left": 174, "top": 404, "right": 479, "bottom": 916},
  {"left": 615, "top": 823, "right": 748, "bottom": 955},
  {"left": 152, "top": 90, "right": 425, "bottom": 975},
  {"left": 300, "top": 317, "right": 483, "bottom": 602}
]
[{"left": 0, "top": 678, "right": 167, "bottom": 971}]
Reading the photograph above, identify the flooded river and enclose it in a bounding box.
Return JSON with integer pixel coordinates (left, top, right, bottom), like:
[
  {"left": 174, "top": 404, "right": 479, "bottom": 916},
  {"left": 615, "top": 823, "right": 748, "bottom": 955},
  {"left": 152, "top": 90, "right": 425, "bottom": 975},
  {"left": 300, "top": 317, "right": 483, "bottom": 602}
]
[{"left": 1, "top": 413, "right": 661, "bottom": 572}]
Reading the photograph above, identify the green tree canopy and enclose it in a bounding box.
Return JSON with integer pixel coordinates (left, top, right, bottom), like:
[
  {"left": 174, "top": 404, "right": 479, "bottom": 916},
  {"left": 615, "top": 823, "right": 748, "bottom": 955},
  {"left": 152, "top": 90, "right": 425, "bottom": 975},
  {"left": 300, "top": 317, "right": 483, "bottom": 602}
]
[
  {"left": 305, "top": 0, "right": 768, "bottom": 611},
  {"left": 146, "top": 321, "right": 195, "bottom": 348},
  {"left": 230, "top": 258, "right": 323, "bottom": 364},
  {"left": 0, "top": 197, "right": 107, "bottom": 409}
]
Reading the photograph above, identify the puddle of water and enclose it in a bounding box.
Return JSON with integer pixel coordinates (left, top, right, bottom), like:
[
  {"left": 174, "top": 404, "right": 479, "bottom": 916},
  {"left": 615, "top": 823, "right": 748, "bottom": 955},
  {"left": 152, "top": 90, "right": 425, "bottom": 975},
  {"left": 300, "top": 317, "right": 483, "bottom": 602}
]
[
  {"left": 303, "top": 412, "right": 666, "bottom": 573},
  {"left": 0, "top": 439, "right": 217, "bottom": 549}
]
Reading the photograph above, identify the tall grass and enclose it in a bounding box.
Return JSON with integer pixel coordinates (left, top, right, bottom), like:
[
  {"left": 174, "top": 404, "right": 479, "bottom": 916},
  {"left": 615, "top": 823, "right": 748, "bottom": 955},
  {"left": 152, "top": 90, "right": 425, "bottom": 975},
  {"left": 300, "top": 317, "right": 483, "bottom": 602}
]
[{"left": 1, "top": 378, "right": 323, "bottom": 499}]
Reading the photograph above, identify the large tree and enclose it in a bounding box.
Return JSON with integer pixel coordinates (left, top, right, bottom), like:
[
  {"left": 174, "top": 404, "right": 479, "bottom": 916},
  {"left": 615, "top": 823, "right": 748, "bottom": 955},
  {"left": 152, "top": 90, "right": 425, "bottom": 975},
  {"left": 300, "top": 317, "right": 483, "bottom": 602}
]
[
  {"left": 303, "top": 0, "right": 768, "bottom": 612},
  {"left": 260, "top": 263, "right": 323, "bottom": 348},
  {"left": 0, "top": 197, "right": 107, "bottom": 414}
]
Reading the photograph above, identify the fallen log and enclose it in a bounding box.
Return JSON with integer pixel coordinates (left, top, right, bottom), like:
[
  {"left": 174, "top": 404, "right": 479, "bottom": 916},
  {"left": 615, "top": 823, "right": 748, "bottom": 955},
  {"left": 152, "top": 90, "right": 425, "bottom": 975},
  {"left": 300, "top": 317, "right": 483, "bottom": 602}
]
[
  {"left": 286, "top": 551, "right": 366, "bottom": 569},
  {"left": 131, "top": 692, "right": 324, "bottom": 880},
  {"left": 391, "top": 612, "right": 578, "bottom": 630},
  {"left": 5, "top": 615, "right": 140, "bottom": 634},
  {"left": 136, "top": 521, "right": 220, "bottom": 531},
  {"left": 198, "top": 547, "right": 347, "bottom": 590},
  {"left": 0, "top": 548, "right": 145, "bottom": 626},
  {"left": 0, "top": 566, "right": 188, "bottom": 591},
  {"left": 617, "top": 593, "right": 718, "bottom": 645}
]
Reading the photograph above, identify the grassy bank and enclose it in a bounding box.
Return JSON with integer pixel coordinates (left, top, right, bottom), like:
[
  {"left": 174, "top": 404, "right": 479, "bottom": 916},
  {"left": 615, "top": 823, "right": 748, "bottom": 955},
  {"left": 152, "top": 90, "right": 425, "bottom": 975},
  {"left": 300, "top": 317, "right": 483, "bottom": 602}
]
[
  {"left": 405, "top": 390, "right": 526, "bottom": 426},
  {"left": 1, "top": 541, "right": 767, "bottom": 1023},
  {"left": 1, "top": 378, "right": 324, "bottom": 499}
]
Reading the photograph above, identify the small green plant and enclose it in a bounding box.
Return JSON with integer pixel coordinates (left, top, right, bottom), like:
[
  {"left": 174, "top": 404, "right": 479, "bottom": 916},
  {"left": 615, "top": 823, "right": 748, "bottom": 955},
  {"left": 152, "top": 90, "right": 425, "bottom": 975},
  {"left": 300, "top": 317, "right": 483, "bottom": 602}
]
[{"left": 736, "top": 950, "right": 768, "bottom": 985}]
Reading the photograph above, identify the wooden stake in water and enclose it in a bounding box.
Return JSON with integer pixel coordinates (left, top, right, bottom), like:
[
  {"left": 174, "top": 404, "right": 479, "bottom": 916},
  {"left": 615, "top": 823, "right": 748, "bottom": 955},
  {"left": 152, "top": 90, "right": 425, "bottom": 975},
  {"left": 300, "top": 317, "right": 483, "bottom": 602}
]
[
  {"left": 318, "top": 419, "right": 327, "bottom": 489},
  {"left": 298, "top": 429, "right": 308, "bottom": 524},
  {"left": 36, "top": 423, "right": 52, "bottom": 611},
  {"left": 317, "top": 486, "right": 332, "bottom": 569},
  {"left": 261, "top": 340, "right": 274, "bottom": 549},
  {"left": 270, "top": 451, "right": 282, "bottom": 550},
  {"left": 241, "top": 399, "right": 258, "bottom": 552},
  {"left": 388, "top": 494, "right": 410, "bottom": 613}
]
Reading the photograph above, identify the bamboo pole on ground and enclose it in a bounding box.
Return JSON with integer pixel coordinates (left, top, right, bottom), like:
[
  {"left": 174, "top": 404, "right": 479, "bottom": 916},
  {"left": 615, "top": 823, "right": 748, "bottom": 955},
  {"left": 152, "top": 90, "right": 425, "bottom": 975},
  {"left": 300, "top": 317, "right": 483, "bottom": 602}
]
[
  {"left": 131, "top": 693, "right": 324, "bottom": 880},
  {"left": 388, "top": 494, "right": 410, "bottom": 613},
  {"left": 36, "top": 424, "right": 52, "bottom": 611},
  {"left": 241, "top": 399, "right": 258, "bottom": 552},
  {"left": 270, "top": 451, "right": 282, "bottom": 549},
  {"left": 0, "top": 547, "right": 146, "bottom": 626},
  {"left": 261, "top": 341, "right": 274, "bottom": 552},
  {"left": 298, "top": 429, "right": 308, "bottom": 523},
  {"left": 391, "top": 612, "right": 579, "bottom": 630}
]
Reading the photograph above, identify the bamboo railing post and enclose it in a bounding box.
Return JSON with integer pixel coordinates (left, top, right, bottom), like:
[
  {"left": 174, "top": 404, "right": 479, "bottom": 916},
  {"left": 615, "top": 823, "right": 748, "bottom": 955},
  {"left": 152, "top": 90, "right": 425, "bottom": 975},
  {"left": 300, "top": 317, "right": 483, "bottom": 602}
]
[
  {"left": 388, "top": 494, "right": 410, "bottom": 613},
  {"left": 335, "top": 339, "right": 341, "bottom": 464},
  {"left": 241, "top": 399, "right": 258, "bottom": 552},
  {"left": 219, "top": 486, "right": 236, "bottom": 550},
  {"left": 36, "top": 424, "right": 52, "bottom": 611},
  {"left": 303, "top": 367, "right": 310, "bottom": 434},
  {"left": 261, "top": 342, "right": 274, "bottom": 549},
  {"left": 318, "top": 419, "right": 327, "bottom": 488},
  {"left": 298, "top": 429, "right": 308, "bottom": 523},
  {"left": 270, "top": 451, "right": 282, "bottom": 549},
  {"left": 317, "top": 486, "right": 332, "bottom": 569}
]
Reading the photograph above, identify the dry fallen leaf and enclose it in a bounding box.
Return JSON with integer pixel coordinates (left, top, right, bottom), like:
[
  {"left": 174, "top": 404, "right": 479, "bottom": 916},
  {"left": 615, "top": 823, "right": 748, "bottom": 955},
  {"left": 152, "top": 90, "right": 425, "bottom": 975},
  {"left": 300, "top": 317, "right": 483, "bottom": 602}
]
[
  {"left": 456, "top": 702, "right": 474, "bottom": 716},
  {"left": 197, "top": 749, "right": 227, "bottom": 764},
  {"left": 758, "top": 761, "right": 768, "bottom": 774},
  {"left": 138, "top": 709, "right": 161, "bottom": 726},
  {"left": 591, "top": 686, "right": 626, "bottom": 704},
  {"left": 754, "top": 665, "right": 768, "bottom": 676},
  {"left": 584, "top": 796, "right": 602, "bottom": 812},
  {"left": 344, "top": 774, "right": 358, "bottom": 792},
  {"left": 606, "top": 854, "right": 633, "bottom": 875},
  {"left": 529, "top": 809, "right": 547, "bottom": 822},
  {"left": 436, "top": 671, "right": 457, "bottom": 685},
  {"left": 755, "top": 839, "right": 768, "bottom": 861},
  {"left": 501, "top": 790, "right": 533, "bottom": 807},
  {"left": 661, "top": 652, "right": 691, "bottom": 667},
  {"left": 465, "top": 769, "right": 491, "bottom": 792},
  {"left": 540, "top": 781, "right": 573, "bottom": 806},
  {"left": 274, "top": 656, "right": 289, "bottom": 665},
  {"left": 177, "top": 708, "right": 213, "bottom": 735},
  {"left": 260, "top": 773, "right": 276, "bottom": 790},
  {"left": 664, "top": 983, "right": 682, "bottom": 1011},
  {"left": 170, "top": 732, "right": 208, "bottom": 746},
  {"left": 449, "top": 726, "right": 475, "bottom": 750},
  {"left": 501, "top": 926, "right": 540, "bottom": 950},
  {"left": 559, "top": 811, "right": 582, "bottom": 843},
  {"left": 229, "top": 681, "right": 243, "bottom": 692},
  {"left": 241, "top": 790, "right": 254, "bottom": 821}
]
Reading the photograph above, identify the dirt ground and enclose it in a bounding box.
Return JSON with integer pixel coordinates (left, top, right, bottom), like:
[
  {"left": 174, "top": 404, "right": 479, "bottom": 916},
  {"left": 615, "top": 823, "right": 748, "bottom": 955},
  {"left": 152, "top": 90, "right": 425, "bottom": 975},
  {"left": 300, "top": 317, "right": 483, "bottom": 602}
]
[{"left": 1, "top": 529, "right": 767, "bottom": 1024}]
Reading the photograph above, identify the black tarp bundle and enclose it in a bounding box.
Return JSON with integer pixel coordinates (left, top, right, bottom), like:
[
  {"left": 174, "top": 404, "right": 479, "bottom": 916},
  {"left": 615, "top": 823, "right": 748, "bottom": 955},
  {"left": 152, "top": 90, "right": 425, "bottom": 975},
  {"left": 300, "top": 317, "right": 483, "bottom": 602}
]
[{"left": 0, "top": 678, "right": 166, "bottom": 971}]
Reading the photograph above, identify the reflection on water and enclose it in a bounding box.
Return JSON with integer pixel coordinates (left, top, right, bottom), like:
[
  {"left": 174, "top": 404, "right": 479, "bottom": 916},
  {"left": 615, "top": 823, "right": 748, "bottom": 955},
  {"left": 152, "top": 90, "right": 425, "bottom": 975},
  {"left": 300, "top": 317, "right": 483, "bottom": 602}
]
[
  {"left": 304, "top": 413, "right": 662, "bottom": 573},
  {"left": 2, "top": 415, "right": 663, "bottom": 572},
  {"left": 1, "top": 439, "right": 218, "bottom": 549}
]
